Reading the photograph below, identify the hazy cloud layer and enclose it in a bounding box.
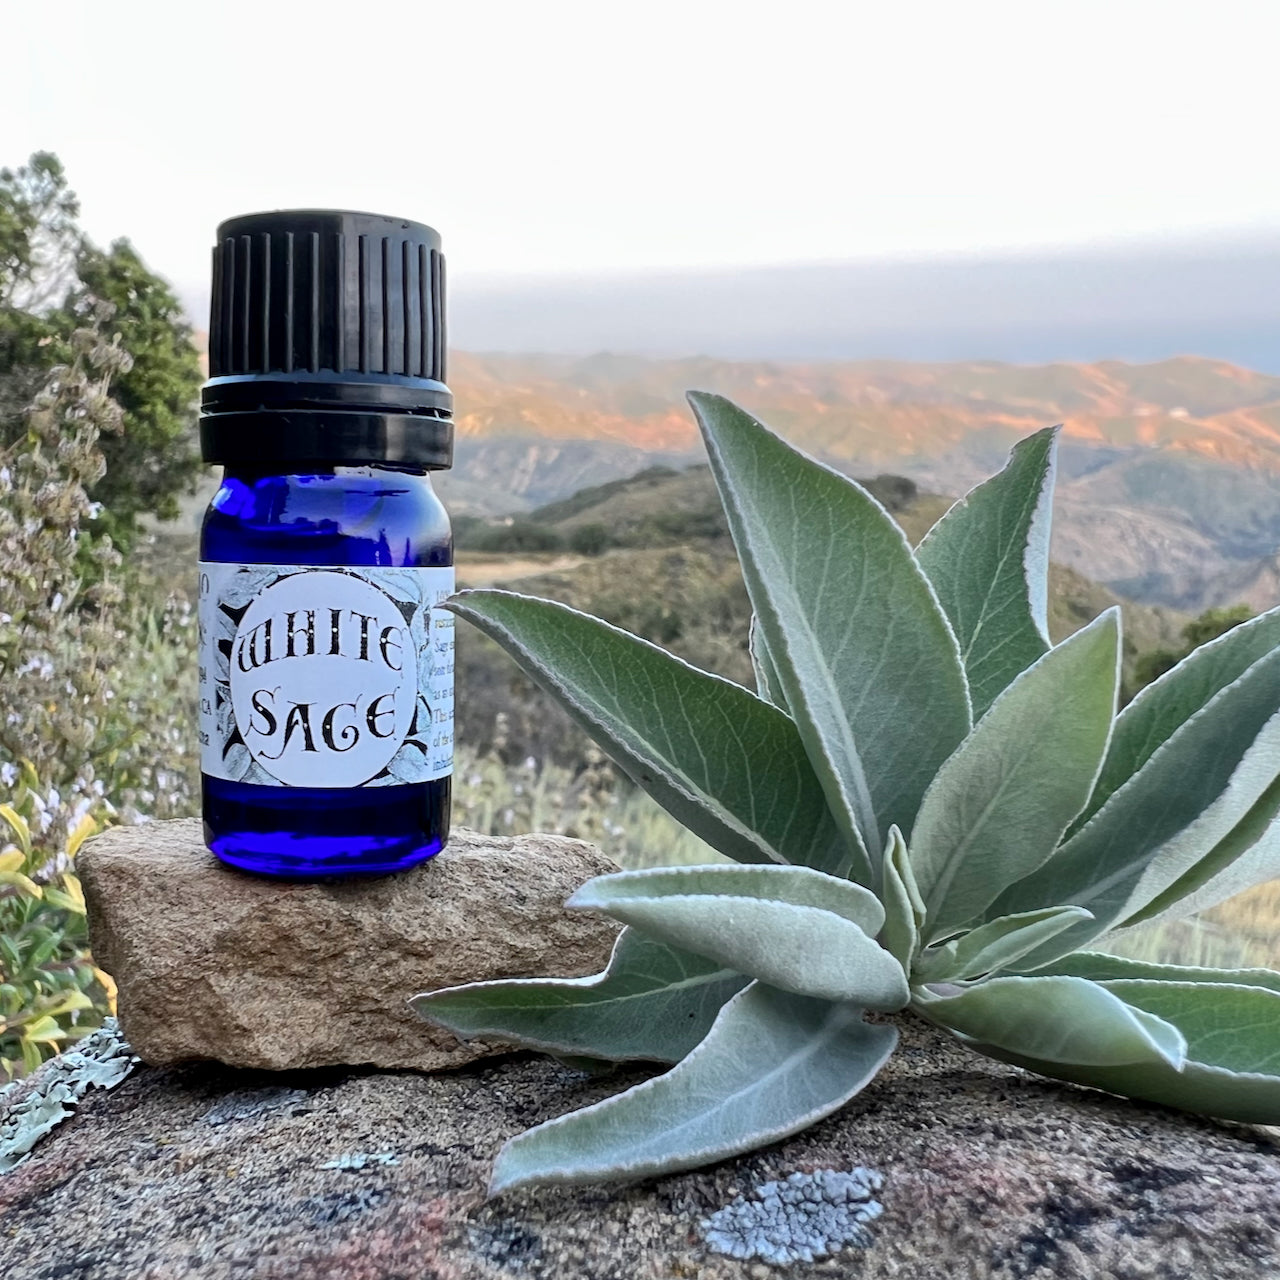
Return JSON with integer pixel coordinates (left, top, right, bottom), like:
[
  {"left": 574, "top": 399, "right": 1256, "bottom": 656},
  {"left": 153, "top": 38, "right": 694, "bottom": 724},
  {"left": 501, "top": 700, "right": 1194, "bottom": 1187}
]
[{"left": 444, "top": 238, "right": 1280, "bottom": 372}]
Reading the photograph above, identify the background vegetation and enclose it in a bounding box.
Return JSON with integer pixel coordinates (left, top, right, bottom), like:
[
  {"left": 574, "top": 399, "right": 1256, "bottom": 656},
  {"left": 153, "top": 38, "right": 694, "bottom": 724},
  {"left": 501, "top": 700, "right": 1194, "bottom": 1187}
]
[{"left": 0, "top": 152, "right": 1274, "bottom": 1080}]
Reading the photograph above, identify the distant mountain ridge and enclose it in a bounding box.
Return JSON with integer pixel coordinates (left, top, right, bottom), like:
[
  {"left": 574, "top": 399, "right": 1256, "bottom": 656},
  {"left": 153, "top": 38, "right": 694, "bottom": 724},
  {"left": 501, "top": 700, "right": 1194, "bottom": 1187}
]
[
  {"left": 190, "top": 337, "right": 1280, "bottom": 612},
  {"left": 440, "top": 352, "right": 1280, "bottom": 612},
  {"left": 470, "top": 462, "right": 1187, "bottom": 703}
]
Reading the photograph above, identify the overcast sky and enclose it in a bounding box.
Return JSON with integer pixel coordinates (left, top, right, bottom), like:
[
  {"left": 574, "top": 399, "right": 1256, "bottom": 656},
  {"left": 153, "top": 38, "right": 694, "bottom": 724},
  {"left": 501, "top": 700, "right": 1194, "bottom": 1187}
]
[{"left": 7, "top": 0, "right": 1280, "bottom": 318}]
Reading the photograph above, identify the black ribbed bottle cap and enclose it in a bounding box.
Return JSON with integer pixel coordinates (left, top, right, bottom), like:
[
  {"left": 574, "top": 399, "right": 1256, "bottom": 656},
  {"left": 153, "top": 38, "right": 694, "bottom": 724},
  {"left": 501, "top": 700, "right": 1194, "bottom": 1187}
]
[{"left": 200, "top": 209, "right": 452, "bottom": 470}]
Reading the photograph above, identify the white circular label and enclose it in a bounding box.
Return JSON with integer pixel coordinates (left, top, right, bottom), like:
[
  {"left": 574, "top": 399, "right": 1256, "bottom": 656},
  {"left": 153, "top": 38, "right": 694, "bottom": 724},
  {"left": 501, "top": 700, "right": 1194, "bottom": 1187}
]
[{"left": 228, "top": 571, "right": 417, "bottom": 787}]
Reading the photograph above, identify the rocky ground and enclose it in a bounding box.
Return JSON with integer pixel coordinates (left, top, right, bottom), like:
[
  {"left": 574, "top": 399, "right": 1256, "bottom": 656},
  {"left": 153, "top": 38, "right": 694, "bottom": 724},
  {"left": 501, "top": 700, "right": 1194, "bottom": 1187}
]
[{"left": 2, "top": 1014, "right": 1277, "bottom": 1280}]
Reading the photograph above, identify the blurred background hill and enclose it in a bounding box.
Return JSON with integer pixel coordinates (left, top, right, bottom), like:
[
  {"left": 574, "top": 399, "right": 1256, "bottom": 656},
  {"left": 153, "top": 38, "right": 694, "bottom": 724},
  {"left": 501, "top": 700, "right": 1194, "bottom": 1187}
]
[
  {"left": 184, "top": 324, "right": 1280, "bottom": 623},
  {"left": 185, "top": 332, "right": 1280, "bottom": 615}
]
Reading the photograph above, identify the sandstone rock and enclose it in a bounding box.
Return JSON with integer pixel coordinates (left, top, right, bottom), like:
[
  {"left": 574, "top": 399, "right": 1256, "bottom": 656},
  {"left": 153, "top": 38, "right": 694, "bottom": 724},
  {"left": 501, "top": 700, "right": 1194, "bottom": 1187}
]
[
  {"left": 1, "top": 1013, "right": 1276, "bottom": 1279},
  {"left": 79, "top": 819, "right": 618, "bottom": 1072}
]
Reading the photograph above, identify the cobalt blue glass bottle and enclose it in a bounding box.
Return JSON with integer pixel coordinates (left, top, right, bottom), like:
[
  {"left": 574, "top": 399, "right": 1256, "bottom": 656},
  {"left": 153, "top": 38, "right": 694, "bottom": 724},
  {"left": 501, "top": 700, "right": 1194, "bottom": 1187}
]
[{"left": 198, "top": 210, "right": 454, "bottom": 877}]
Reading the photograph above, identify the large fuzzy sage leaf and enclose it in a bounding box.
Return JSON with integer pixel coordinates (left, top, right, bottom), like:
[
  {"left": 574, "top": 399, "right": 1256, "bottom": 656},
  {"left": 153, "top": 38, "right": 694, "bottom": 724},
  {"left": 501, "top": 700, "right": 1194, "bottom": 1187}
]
[
  {"left": 1069, "top": 603, "right": 1280, "bottom": 834},
  {"left": 688, "top": 391, "right": 970, "bottom": 871},
  {"left": 1119, "top": 772, "right": 1280, "bottom": 928},
  {"left": 915, "top": 906, "right": 1094, "bottom": 983},
  {"left": 916, "top": 427, "right": 1057, "bottom": 719},
  {"left": 988, "top": 644, "right": 1280, "bottom": 965},
  {"left": 489, "top": 982, "right": 897, "bottom": 1195},
  {"left": 446, "top": 590, "right": 849, "bottom": 876},
  {"left": 919, "top": 975, "right": 1186, "bottom": 1067},
  {"left": 570, "top": 865, "right": 906, "bottom": 1008},
  {"left": 1103, "top": 980, "right": 1280, "bottom": 1076},
  {"left": 966, "top": 980, "right": 1280, "bottom": 1124},
  {"left": 1035, "top": 951, "right": 1280, "bottom": 993},
  {"left": 412, "top": 929, "right": 747, "bottom": 1064},
  {"left": 909, "top": 609, "right": 1120, "bottom": 938},
  {"left": 969, "top": 1041, "right": 1280, "bottom": 1126}
]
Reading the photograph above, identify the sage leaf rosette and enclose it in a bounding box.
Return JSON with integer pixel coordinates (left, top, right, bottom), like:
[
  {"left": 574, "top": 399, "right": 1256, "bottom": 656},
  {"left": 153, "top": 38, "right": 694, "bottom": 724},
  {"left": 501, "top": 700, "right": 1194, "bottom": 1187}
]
[{"left": 414, "top": 396, "right": 1280, "bottom": 1196}]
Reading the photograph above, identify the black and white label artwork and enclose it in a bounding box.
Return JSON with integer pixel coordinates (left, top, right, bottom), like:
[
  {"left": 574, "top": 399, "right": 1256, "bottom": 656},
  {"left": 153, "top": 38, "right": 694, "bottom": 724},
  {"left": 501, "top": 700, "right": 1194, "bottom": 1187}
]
[{"left": 198, "top": 564, "right": 455, "bottom": 788}]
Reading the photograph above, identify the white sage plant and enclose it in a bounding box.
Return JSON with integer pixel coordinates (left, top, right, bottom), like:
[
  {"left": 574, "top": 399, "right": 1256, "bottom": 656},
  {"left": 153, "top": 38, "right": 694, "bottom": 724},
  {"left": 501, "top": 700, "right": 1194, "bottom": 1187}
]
[{"left": 415, "top": 394, "right": 1280, "bottom": 1196}]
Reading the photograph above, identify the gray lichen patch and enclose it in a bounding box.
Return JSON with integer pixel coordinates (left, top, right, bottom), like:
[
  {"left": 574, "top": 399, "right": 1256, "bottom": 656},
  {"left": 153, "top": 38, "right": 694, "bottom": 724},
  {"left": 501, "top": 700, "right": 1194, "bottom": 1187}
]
[
  {"left": 319, "top": 1151, "right": 401, "bottom": 1170},
  {"left": 0, "top": 1018, "right": 138, "bottom": 1173},
  {"left": 701, "top": 1167, "right": 885, "bottom": 1265}
]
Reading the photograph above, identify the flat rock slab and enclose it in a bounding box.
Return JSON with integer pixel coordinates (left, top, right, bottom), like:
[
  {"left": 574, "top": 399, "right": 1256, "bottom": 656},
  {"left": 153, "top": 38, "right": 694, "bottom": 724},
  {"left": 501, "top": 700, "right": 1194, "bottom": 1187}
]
[
  {"left": 79, "top": 820, "right": 619, "bottom": 1071},
  {"left": 2, "top": 1015, "right": 1277, "bottom": 1280}
]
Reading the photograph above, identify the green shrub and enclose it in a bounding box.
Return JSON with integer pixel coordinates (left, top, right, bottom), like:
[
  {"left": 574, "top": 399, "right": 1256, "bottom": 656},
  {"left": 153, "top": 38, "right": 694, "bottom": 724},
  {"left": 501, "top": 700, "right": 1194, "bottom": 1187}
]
[
  {"left": 0, "top": 308, "right": 198, "bottom": 822},
  {"left": 470, "top": 520, "right": 565, "bottom": 554},
  {"left": 1130, "top": 604, "right": 1254, "bottom": 695},
  {"left": 0, "top": 312, "right": 129, "bottom": 803},
  {"left": 0, "top": 153, "right": 202, "bottom": 552},
  {"left": 567, "top": 523, "right": 610, "bottom": 556},
  {"left": 0, "top": 761, "right": 111, "bottom": 1079},
  {"left": 0, "top": 302, "right": 198, "bottom": 1078}
]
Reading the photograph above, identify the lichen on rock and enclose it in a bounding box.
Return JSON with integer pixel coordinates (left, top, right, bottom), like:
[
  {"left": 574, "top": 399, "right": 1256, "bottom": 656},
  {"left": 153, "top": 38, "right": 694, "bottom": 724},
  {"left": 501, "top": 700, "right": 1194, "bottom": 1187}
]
[
  {"left": 319, "top": 1152, "right": 401, "bottom": 1171},
  {"left": 700, "top": 1166, "right": 885, "bottom": 1264},
  {"left": 0, "top": 1017, "right": 137, "bottom": 1173}
]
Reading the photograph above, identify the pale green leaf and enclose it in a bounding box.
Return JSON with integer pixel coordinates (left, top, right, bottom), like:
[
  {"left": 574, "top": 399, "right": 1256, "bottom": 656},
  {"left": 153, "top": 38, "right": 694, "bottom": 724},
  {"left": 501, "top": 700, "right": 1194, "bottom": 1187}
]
[
  {"left": 688, "top": 391, "right": 970, "bottom": 871},
  {"left": 447, "top": 590, "right": 849, "bottom": 876},
  {"left": 1101, "top": 980, "right": 1280, "bottom": 1075},
  {"left": 910, "top": 609, "right": 1120, "bottom": 938},
  {"left": 916, "top": 427, "right": 1057, "bottom": 718},
  {"left": 38, "top": 989, "right": 94, "bottom": 1018},
  {"left": 963, "top": 978, "right": 1280, "bottom": 1124},
  {"left": 963, "top": 1040, "right": 1280, "bottom": 1126},
  {"left": 412, "top": 928, "right": 748, "bottom": 1063},
  {"left": 570, "top": 863, "right": 885, "bottom": 932},
  {"left": 1071, "top": 602, "right": 1280, "bottom": 834},
  {"left": 21, "top": 1016, "right": 65, "bottom": 1045},
  {"left": 915, "top": 906, "right": 1093, "bottom": 982},
  {"left": 490, "top": 982, "right": 897, "bottom": 1195},
  {"left": 919, "top": 975, "right": 1186, "bottom": 1066},
  {"left": 0, "top": 871, "right": 42, "bottom": 898},
  {"left": 0, "top": 805, "right": 31, "bottom": 857},
  {"left": 749, "top": 614, "right": 787, "bottom": 710},
  {"left": 878, "top": 826, "right": 922, "bottom": 970},
  {"left": 570, "top": 864, "right": 907, "bottom": 1008},
  {"left": 1120, "top": 772, "right": 1280, "bottom": 927},
  {"left": 1032, "top": 951, "right": 1280, "bottom": 993},
  {"left": 988, "top": 645, "right": 1280, "bottom": 965}
]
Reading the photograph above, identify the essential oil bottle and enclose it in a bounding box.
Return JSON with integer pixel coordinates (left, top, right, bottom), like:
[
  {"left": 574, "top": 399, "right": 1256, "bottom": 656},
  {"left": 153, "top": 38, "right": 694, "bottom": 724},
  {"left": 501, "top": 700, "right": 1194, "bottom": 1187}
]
[{"left": 198, "top": 210, "right": 454, "bottom": 877}]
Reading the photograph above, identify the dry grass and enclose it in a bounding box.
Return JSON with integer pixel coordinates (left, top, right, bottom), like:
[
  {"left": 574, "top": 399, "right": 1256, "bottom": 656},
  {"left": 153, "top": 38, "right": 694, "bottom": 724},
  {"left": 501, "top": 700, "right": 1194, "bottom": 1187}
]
[
  {"left": 456, "top": 749, "right": 1280, "bottom": 974},
  {"left": 456, "top": 551, "right": 588, "bottom": 588}
]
